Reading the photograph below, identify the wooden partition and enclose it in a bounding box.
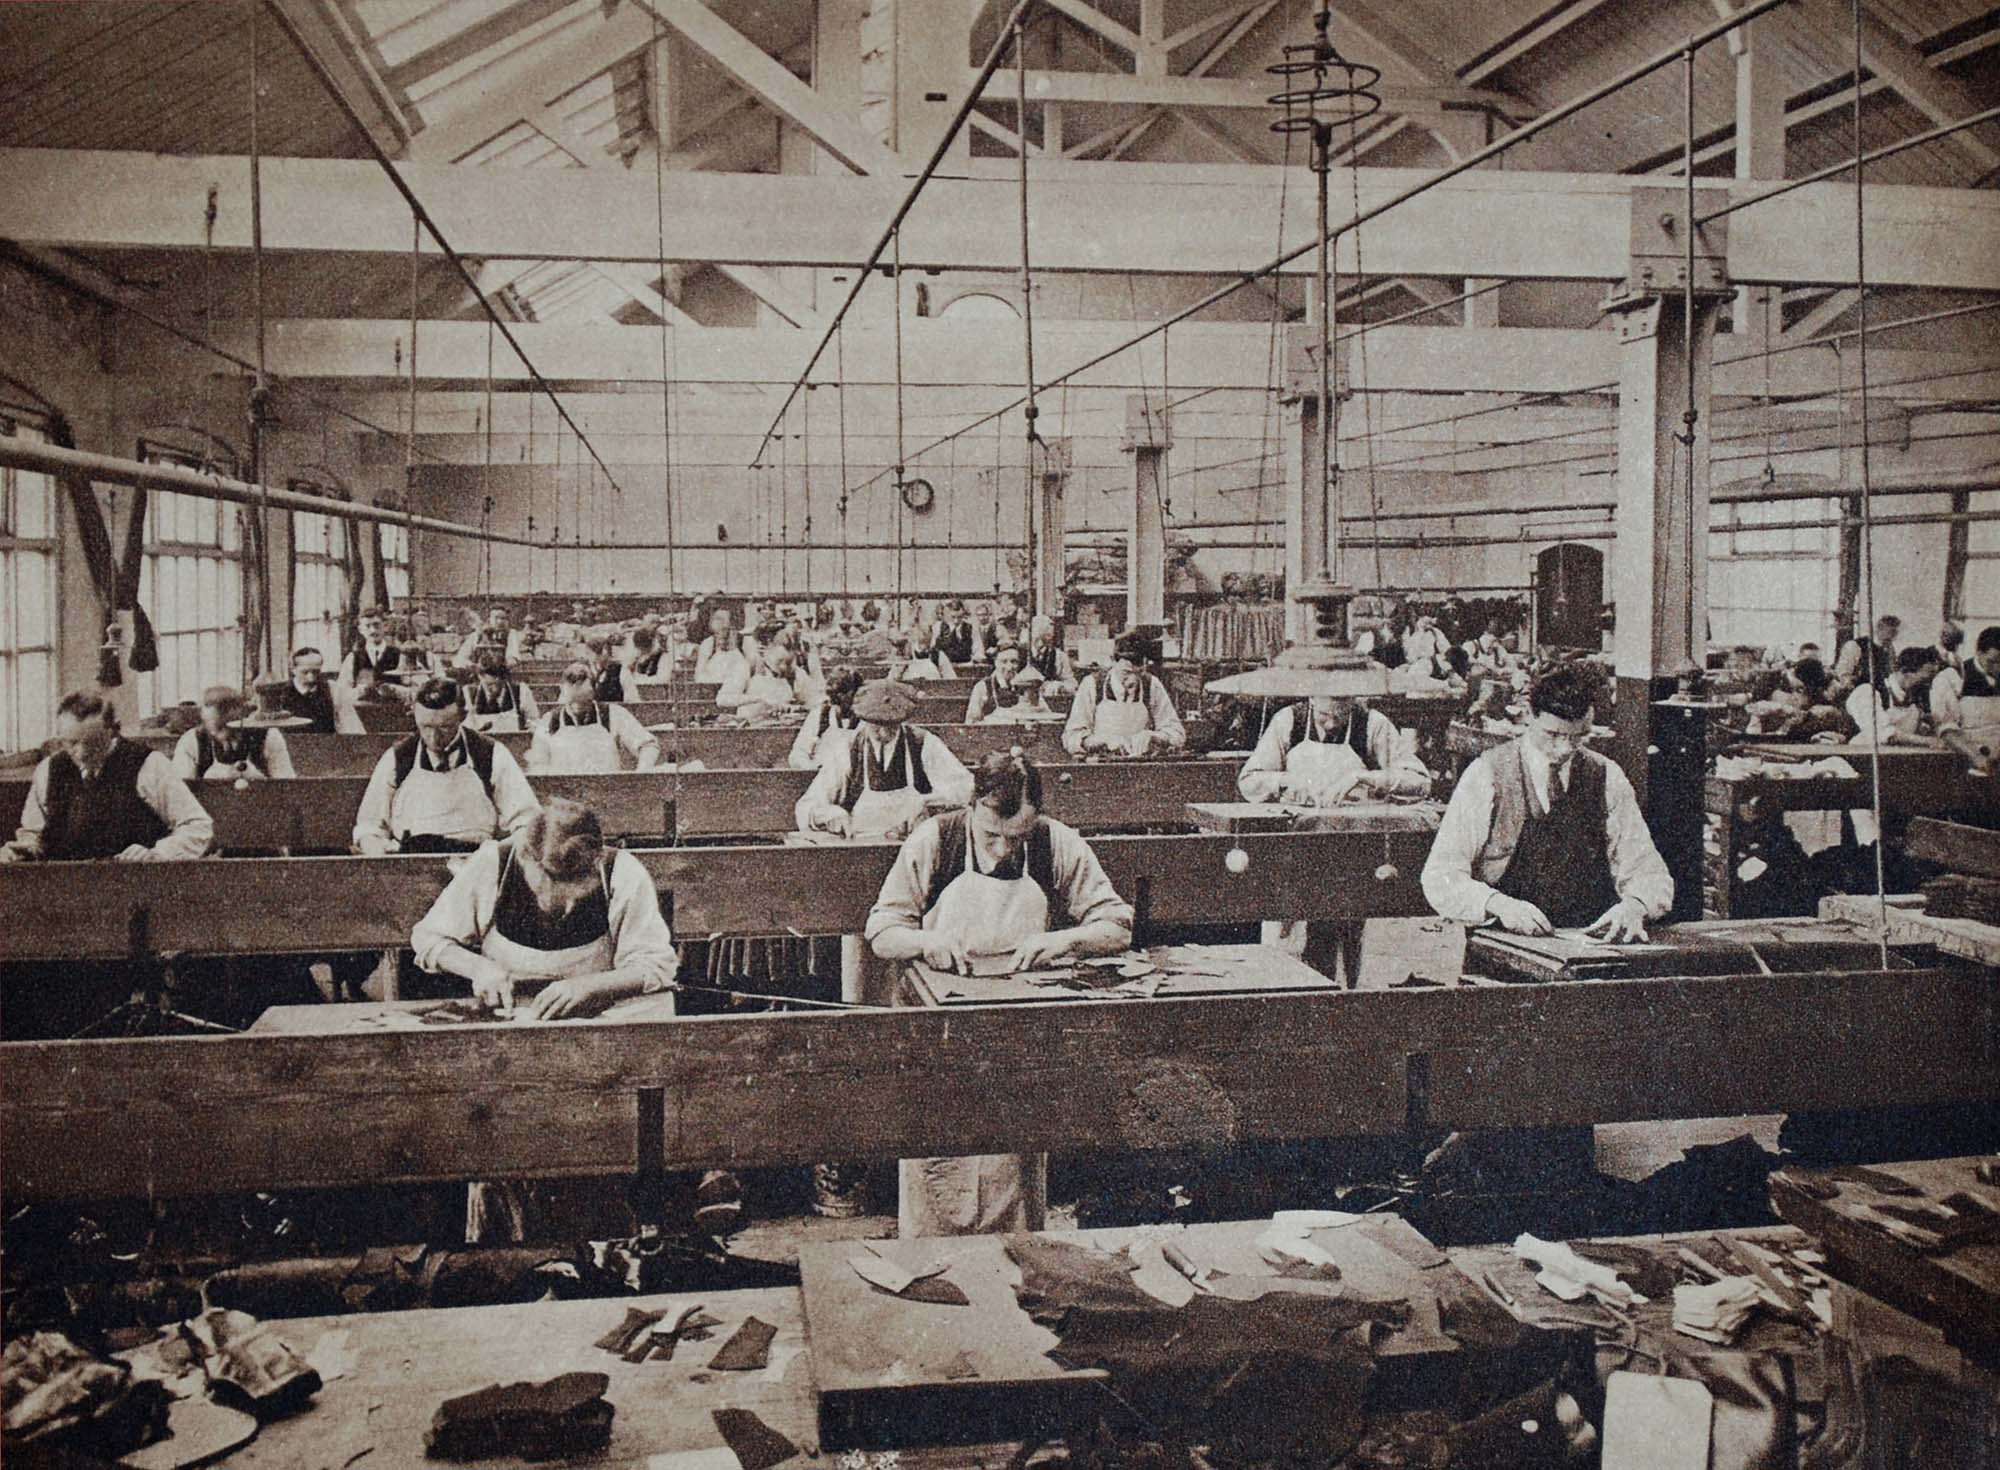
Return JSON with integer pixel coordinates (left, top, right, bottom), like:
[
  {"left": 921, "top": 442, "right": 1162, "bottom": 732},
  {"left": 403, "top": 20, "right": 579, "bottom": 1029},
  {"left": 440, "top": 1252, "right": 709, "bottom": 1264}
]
[
  {"left": 5, "top": 959, "right": 1991, "bottom": 1202},
  {"left": 0, "top": 829, "right": 1436, "bottom": 962}
]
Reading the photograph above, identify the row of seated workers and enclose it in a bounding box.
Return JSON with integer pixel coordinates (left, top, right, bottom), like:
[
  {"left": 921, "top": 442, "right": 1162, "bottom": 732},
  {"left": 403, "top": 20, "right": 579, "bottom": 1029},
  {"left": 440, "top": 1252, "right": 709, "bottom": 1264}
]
[{"left": 3, "top": 635, "right": 1667, "bottom": 1241}]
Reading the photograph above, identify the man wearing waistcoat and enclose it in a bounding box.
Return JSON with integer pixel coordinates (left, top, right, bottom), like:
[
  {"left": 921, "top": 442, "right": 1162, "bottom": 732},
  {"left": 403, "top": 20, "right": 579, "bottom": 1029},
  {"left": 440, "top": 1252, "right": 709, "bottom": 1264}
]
[{"left": 1423, "top": 662, "right": 1671, "bottom": 942}]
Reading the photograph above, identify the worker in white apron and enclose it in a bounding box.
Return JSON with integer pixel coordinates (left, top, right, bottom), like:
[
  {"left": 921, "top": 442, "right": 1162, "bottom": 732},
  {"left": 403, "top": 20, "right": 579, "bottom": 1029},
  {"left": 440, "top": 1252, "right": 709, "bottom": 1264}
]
[
  {"left": 411, "top": 798, "right": 735, "bottom": 1241},
  {"left": 352, "top": 684, "right": 539, "bottom": 856},
  {"left": 864, "top": 751, "right": 1135, "bottom": 1236},
  {"left": 788, "top": 669, "right": 864, "bottom": 770},
  {"left": 526, "top": 662, "right": 662, "bottom": 774},
  {"left": 717, "top": 640, "right": 815, "bottom": 717},
  {"left": 1843, "top": 647, "right": 1941, "bottom": 847},
  {"left": 797, "top": 680, "right": 974, "bottom": 1004},
  {"left": 463, "top": 653, "right": 539, "bottom": 734},
  {"left": 1063, "top": 631, "right": 1186, "bottom": 757},
  {"left": 1937, "top": 628, "right": 2000, "bottom": 775}
]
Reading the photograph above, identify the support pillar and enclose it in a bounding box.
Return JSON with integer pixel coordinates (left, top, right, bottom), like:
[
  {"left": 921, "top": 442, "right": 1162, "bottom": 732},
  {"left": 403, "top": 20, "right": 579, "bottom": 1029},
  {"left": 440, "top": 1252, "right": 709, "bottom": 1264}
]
[
  {"left": 1122, "top": 396, "right": 1170, "bottom": 629},
  {"left": 1280, "top": 325, "right": 1346, "bottom": 645},
  {"left": 1603, "top": 185, "right": 1731, "bottom": 921}
]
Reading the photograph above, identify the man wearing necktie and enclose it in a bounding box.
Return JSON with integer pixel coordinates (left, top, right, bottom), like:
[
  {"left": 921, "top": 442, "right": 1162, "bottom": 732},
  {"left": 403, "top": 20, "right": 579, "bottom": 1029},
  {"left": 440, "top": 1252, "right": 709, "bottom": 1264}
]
[{"left": 1423, "top": 663, "right": 1670, "bottom": 942}]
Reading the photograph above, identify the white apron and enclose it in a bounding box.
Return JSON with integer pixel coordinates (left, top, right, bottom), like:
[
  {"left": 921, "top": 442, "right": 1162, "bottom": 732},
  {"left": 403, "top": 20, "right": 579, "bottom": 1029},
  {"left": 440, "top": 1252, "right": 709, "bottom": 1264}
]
[
  {"left": 1959, "top": 694, "right": 2000, "bottom": 766},
  {"left": 466, "top": 858, "right": 674, "bottom": 1242},
  {"left": 739, "top": 673, "right": 801, "bottom": 712},
  {"left": 395, "top": 761, "right": 496, "bottom": 847},
  {"left": 898, "top": 845, "right": 1051, "bottom": 1238},
  {"left": 1093, "top": 684, "right": 1154, "bottom": 756},
  {"left": 1285, "top": 733, "right": 1368, "bottom": 805},
  {"left": 544, "top": 715, "right": 621, "bottom": 774},
  {"left": 837, "top": 738, "right": 935, "bottom": 1003}
]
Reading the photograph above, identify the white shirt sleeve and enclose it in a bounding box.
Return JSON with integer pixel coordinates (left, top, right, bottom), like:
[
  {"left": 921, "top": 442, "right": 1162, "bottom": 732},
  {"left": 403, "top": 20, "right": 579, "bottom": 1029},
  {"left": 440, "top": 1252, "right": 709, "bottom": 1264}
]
[
  {"left": 608, "top": 703, "right": 661, "bottom": 768},
  {"left": 1062, "top": 674, "right": 1098, "bottom": 755},
  {"left": 524, "top": 720, "right": 552, "bottom": 774},
  {"left": 262, "top": 730, "right": 297, "bottom": 779},
  {"left": 517, "top": 686, "right": 542, "bottom": 725},
  {"left": 487, "top": 742, "right": 541, "bottom": 836},
  {"left": 606, "top": 848, "right": 677, "bottom": 991},
  {"left": 788, "top": 709, "right": 827, "bottom": 771},
  {"left": 1368, "top": 710, "right": 1432, "bottom": 798},
  {"left": 965, "top": 684, "right": 991, "bottom": 724},
  {"left": 171, "top": 729, "right": 202, "bottom": 780},
  {"left": 1420, "top": 757, "right": 1503, "bottom": 924},
  {"left": 865, "top": 817, "right": 943, "bottom": 944},
  {"left": 137, "top": 751, "right": 214, "bottom": 859},
  {"left": 1237, "top": 705, "right": 1296, "bottom": 802},
  {"left": 715, "top": 668, "right": 751, "bottom": 708},
  {"left": 1147, "top": 676, "right": 1187, "bottom": 750},
  {"left": 1600, "top": 759, "right": 1674, "bottom": 919},
  {"left": 796, "top": 731, "right": 855, "bottom": 829},
  {"left": 411, "top": 839, "right": 501, "bottom": 972},
  {"left": 1048, "top": 819, "right": 1136, "bottom": 933},
  {"left": 1931, "top": 666, "right": 1965, "bottom": 734},
  {"left": 919, "top": 730, "right": 974, "bottom": 806},
  {"left": 353, "top": 749, "right": 401, "bottom": 853},
  {"left": 332, "top": 683, "right": 366, "bottom": 735}
]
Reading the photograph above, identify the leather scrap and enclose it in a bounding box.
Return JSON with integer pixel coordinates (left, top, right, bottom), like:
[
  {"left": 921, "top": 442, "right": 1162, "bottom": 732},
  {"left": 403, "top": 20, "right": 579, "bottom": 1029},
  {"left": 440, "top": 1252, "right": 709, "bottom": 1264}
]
[
  {"left": 595, "top": 1308, "right": 665, "bottom": 1356},
  {"left": 710, "top": 1407, "right": 797, "bottom": 1470},
  {"left": 897, "top": 1275, "right": 970, "bottom": 1306},
  {"left": 180, "top": 1310, "right": 321, "bottom": 1419},
  {"left": 424, "top": 1371, "right": 613, "bottom": 1462},
  {"left": 707, "top": 1316, "right": 777, "bottom": 1372}
]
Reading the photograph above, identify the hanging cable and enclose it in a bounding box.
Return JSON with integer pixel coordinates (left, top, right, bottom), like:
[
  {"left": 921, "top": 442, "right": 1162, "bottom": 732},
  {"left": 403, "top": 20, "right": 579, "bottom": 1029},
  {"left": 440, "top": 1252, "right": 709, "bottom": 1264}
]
[
  {"left": 1015, "top": 12, "right": 1040, "bottom": 603},
  {"left": 836, "top": 325, "right": 851, "bottom": 593},
  {"left": 651, "top": 2, "right": 677, "bottom": 592},
  {"left": 484, "top": 318, "right": 495, "bottom": 601},
  {"left": 247, "top": 0, "right": 275, "bottom": 676},
  {"left": 1850, "top": 0, "right": 1890, "bottom": 966},
  {"left": 892, "top": 229, "right": 908, "bottom": 602}
]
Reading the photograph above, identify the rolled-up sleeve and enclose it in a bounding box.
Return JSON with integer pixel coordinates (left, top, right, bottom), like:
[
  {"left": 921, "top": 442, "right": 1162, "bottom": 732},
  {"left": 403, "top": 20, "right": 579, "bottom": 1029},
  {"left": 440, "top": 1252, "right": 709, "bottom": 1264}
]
[
  {"left": 1049, "top": 820, "right": 1134, "bottom": 934},
  {"left": 353, "top": 750, "right": 401, "bottom": 851},
  {"left": 796, "top": 734, "right": 854, "bottom": 829},
  {"left": 3, "top": 759, "right": 53, "bottom": 860},
  {"left": 487, "top": 743, "right": 540, "bottom": 835},
  {"left": 171, "top": 729, "right": 203, "bottom": 780},
  {"left": 866, "top": 818, "right": 943, "bottom": 945},
  {"left": 788, "top": 710, "right": 827, "bottom": 771},
  {"left": 1369, "top": 711, "right": 1432, "bottom": 798},
  {"left": 918, "top": 731, "right": 973, "bottom": 806},
  {"left": 412, "top": 840, "right": 499, "bottom": 971},
  {"left": 1602, "top": 761, "right": 1674, "bottom": 919},
  {"left": 607, "top": 849, "right": 677, "bottom": 991},
  {"left": 1932, "top": 667, "right": 1965, "bottom": 733},
  {"left": 1062, "top": 676, "right": 1098, "bottom": 755},
  {"left": 1420, "top": 759, "right": 1502, "bottom": 924},
  {"left": 1237, "top": 707, "right": 1293, "bottom": 802},
  {"left": 1147, "top": 678, "right": 1186, "bottom": 750},
  {"left": 138, "top": 753, "right": 213, "bottom": 859},
  {"left": 609, "top": 703, "right": 661, "bottom": 767}
]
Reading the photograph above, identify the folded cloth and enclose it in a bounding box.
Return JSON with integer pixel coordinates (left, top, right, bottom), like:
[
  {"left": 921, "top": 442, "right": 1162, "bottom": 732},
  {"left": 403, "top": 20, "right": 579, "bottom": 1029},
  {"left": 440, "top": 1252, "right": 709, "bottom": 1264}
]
[
  {"left": 425, "top": 1371, "right": 614, "bottom": 1461},
  {"left": 1512, "top": 1233, "right": 1647, "bottom": 1309}
]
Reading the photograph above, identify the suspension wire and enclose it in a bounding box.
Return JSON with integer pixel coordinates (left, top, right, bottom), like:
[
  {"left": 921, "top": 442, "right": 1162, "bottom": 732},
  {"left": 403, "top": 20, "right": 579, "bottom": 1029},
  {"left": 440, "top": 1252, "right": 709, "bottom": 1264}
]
[
  {"left": 1850, "top": 0, "right": 1890, "bottom": 965},
  {"left": 836, "top": 326, "right": 851, "bottom": 592},
  {"left": 247, "top": 0, "right": 275, "bottom": 675},
  {"left": 652, "top": 3, "right": 677, "bottom": 591},
  {"left": 266, "top": 0, "right": 626, "bottom": 497},
  {"left": 1343, "top": 93, "right": 1384, "bottom": 588},
  {"left": 746, "top": 0, "right": 1042, "bottom": 464},
  {"left": 484, "top": 317, "right": 495, "bottom": 598},
  {"left": 803, "top": 379, "right": 813, "bottom": 595},
  {"left": 1680, "top": 39, "right": 1699, "bottom": 648},
  {"left": 892, "top": 229, "right": 908, "bottom": 602},
  {"left": 1016, "top": 12, "right": 1040, "bottom": 605}
]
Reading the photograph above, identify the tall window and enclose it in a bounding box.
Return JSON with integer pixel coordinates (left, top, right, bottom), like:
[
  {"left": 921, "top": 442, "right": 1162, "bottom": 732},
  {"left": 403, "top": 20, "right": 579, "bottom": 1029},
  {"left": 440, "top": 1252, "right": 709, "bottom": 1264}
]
[
  {"left": 1, "top": 420, "right": 59, "bottom": 752},
  {"left": 136, "top": 444, "right": 243, "bottom": 716},
  {"left": 290, "top": 491, "right": 351, "bottom": 660},
  {"left": 380, "top": 523, "right": 411, "bottom": 605},
  {"left": 1961, "top": 491, "right": 2000, "bottom": 633},
  {"left": 1708, "top": 496, "right": 1841, "bottom": 651}
]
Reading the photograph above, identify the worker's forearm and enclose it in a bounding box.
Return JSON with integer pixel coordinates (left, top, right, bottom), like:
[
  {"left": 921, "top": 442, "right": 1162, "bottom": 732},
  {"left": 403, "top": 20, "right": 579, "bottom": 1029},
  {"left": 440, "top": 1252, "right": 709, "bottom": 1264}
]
[
  {"left": 425, "top": 941, "right": 492, "bottom": 982},
  {"left": 869, "top": 925, "right": 928, "bottom": 961},
  {"left": 1061, "top": 920, "right": 1132, "bottom": 957}
]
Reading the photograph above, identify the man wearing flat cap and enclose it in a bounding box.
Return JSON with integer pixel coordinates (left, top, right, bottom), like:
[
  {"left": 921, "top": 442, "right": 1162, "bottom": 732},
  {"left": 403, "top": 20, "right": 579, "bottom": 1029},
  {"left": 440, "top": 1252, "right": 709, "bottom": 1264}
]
[
  {"left": 1063, "top": 629, "right": 1185, "bottom": 757},
  {"left": 796, "top": 679, "right": 973, "bottom": 841}
]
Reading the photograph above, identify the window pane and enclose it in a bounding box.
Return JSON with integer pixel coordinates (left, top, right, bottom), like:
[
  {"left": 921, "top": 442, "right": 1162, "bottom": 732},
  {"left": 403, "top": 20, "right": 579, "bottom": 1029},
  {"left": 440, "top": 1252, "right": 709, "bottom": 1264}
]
[
  {"left": 17, "top": 651, "right": 51, "bottom": 749},
  {"left": 223, "top": 509, "right": 241, "bottom": 552},
  {"left": 14, "top": 552, "right": 48, "bottom": 646},
  {"left": 16, "top": 471, "right": 51, "bottom": 539}
]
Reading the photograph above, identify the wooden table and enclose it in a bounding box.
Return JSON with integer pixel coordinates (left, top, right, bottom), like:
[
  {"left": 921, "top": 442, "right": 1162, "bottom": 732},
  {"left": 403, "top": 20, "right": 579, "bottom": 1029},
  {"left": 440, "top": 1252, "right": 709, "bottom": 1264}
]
[
  {"left": 247, "top": 996, "right": 680, "bottom": 1035},
  {"left": 171, "top": 1286, "right": 819, "bottom": 1470},
  {"left": 899, "top": 942, "right": 1333, "bottom": 1006},
  {"left": 1819, "top": 891, "right": 2000, "bottom": 967},
  {"left": 1185, "top": 801, "right": 1443, "bottom": 835}
]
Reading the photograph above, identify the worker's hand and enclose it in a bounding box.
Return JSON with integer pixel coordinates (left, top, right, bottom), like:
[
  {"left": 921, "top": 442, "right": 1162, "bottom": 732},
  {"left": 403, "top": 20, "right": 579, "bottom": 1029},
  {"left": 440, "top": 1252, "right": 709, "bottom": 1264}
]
[
  {"left": 1582, "top": 898, "right": 1651, "bottom": 944},
  {"left": 469, "top": 958, "right": 514, "bottom": 1014},
  {"left": 522, "top": 974, "right": 619, "bottom": 1021},
  {"left": 1486, "top": 894, "right": 1554, "bottom": 936},
  {"left": 238, "top": 762, "right": 266, "bottom": 781},
  {"left": 356, "top": 834, "right": 398, "bottom": 857},
  {"left": 1009, "top": 932, "right": 1075, "bottom": 972},
  {"left": 0, "top": 848, "right": 21, "bottom": 863},
  {"left": 1350, "top": 769, "right": 1389, "bottom": 797},
  {"left": 115, "top": 844, "right": 156, "bottom": 862},
  {"left": 919, "top": 932, "right": 968, "bottom": 973},
  {"left": 810, "top": 805, "right": 852, "bottom": 838}
]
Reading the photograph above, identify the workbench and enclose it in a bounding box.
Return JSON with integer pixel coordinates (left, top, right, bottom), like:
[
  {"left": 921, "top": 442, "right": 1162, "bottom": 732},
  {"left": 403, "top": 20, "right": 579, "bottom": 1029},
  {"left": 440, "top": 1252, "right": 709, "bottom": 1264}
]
[
  {"left": 86, "top": 1214, "right": 1989, "bottom": 1469},
  {"left": 1184, "top": 800, "right": 1443, "bottom": 835}
]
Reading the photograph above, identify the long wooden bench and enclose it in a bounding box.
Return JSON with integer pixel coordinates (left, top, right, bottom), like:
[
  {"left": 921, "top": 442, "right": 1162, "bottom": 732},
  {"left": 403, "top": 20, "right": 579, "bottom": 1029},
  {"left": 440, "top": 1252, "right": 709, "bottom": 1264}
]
[
  {"left": 5, "top": 954, "right": 1989, "bottom": 1202},
  {"left": 0, "top": 761, "right": 1244, "bottom": 848},
  {"left": 0, "top": 828, "right": 1436, "bottom": 961},
  {"left": 130, "top": 722, "right": 1082, "bottom": 775}
]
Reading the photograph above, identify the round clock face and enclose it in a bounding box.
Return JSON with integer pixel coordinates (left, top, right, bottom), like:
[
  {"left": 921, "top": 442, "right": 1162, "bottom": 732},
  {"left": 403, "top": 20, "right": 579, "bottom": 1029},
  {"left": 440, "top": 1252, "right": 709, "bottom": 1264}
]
[{"left": 900, "top": 476, "right": 936, "bottom": 513}]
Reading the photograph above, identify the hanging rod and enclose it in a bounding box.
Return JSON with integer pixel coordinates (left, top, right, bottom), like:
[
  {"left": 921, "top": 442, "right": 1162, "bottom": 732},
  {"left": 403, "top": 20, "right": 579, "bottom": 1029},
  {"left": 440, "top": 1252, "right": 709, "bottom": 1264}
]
[{"left": 0, "top": 437, "right": 552, "bottom": 548}]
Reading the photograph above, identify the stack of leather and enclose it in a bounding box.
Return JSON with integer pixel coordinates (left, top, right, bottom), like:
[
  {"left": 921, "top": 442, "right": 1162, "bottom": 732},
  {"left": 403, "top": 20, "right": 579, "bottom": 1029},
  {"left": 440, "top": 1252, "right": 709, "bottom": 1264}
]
[
  {"left": 1178, "top": 602, "right": 1284, "bottom": 662},
  {"left": 1921, "top": 873, "right": 2000, "bottom": 925}
]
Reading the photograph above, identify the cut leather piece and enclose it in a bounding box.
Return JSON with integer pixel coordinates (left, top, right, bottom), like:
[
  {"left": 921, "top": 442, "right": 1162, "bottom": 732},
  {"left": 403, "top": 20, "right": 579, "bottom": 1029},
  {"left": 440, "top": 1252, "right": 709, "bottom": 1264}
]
[
  {"left": 180, "top": 1311, "right": 320, "bottom": 1420},
  {"left": 896, "top": 1275, "right": 970, "bottom": 1307},
  {"left": 117, "top": 1397, "right": 258, "bottom": 1470},
  {"left": 710, "top": 1408, "right": 797, "bottom": 1470},
  {"left": 424, "top": 1371, "right": 614, "bottom": 1462},
  {"left": 3, "top": 1331, "right": 171, "bottom": 1458},
  {"left": 595, "top": 1308, "right": 665, "bottom": 1356},
  {"left": 707, "top": 1317, "right": 777, "bottom": 1372}
]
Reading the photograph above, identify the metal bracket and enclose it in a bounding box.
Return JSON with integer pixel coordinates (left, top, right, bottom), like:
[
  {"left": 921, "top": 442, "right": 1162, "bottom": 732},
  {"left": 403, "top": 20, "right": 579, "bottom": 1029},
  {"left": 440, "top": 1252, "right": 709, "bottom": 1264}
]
[
  {"left": 1600, "top": 184, "right": 1734, "bottom": 316},
  {"left": 1279, "top": 324, "right": 1351, "bottom": 404}
]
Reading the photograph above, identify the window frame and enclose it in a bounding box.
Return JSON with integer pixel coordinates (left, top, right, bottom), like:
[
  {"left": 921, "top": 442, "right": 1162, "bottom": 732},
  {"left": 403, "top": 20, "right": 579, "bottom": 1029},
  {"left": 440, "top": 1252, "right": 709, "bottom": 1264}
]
[
  {"left": 135, "top": 439, "right": 245, "bottom": 717},
  {"left": 0, "top": 415, "right": 62, "bottom": 753}
]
